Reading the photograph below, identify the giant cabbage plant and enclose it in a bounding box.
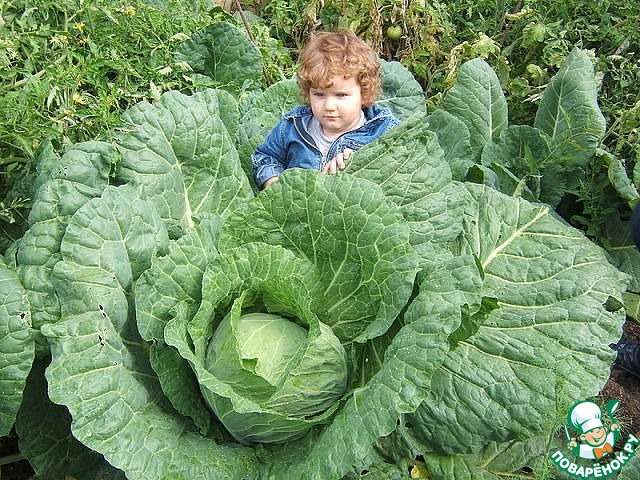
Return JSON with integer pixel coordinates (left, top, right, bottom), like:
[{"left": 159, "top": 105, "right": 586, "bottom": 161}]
[{"left": 0, "top": 21, "right": 632, "bottom": 480}]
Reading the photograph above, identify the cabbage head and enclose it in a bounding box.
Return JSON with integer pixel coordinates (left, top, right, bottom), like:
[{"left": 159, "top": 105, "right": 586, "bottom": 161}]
[{"left": 200, "top": 294, "right": 348, "bottom": 443}]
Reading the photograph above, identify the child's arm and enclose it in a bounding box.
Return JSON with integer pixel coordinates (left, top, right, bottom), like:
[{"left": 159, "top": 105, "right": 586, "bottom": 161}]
[{"left": 252, "top": 122, "right": 289, "bottom": 188}]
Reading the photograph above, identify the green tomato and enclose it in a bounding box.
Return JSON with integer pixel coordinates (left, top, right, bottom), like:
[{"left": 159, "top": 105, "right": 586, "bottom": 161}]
[{"left": 386, "top": 25, "right": 403, "bottom": 40}]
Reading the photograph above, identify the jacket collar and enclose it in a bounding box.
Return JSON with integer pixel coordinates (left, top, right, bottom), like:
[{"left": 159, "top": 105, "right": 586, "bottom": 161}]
[{"left": 283, "top": 104, "right": 392, "bottom": 123}]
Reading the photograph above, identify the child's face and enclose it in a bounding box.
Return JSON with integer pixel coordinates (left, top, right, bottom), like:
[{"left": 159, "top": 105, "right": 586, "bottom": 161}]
[{"left": 309, "top": 75, "right": 363, "bottom": 139}]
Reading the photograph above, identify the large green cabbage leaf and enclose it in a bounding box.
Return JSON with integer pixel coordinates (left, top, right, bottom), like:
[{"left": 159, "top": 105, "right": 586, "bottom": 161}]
[
  {"left": 1, "top": 25, "right": 632, "bottom": 480},
  {"left": 619, "top": 454, "right": 640, "bottom": 480},
  {"left": 174, "top": 21, "right": 264, "bottom": 93},
  {"left": 410, "top": 183, "right": 627, "bottom": 454},
  {"left": 262, "top": 253, "right": 484, "bottom": 479},
  {"left": 15, "top": 359, "right": 126, "bottom": 480},
  {"left": 443, "top": 57, "right": 508, "bottom": 159},
  {"left": 220, "top": 171, "right": 419, "bottom": 343},
  {"left": 41, "top": 186, "right": 260, "bottom": 479},
  {"left": 0, "top": 257, "right": 33, "bottom": 435},
  {"left": 476, "top": 49, "right": 607, "bottom": 207},
  {"left": 116, "top": 89, "right": 253, "bottom": 231},
  {"left": 14, "top": 141, "right": 115, "bottom": 347},
  {"left": 534, "top": 49, "right": 606, "bottom": 174},
  {"left": 377, "top": 59, "right": 428, "bottom": 121},
  {"left": 345, "top": 112, "right": 470, "bottom": 260}
]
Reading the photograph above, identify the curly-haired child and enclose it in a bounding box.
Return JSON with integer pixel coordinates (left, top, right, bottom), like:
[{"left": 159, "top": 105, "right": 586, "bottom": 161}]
[{"left": 252, "top": 30, "right": 399, "bottom": 189}]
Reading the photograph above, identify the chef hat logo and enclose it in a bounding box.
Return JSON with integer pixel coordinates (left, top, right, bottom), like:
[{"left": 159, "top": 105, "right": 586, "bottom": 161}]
[{"left": 568, "top": 400, "right": 604, "bottom": 434}]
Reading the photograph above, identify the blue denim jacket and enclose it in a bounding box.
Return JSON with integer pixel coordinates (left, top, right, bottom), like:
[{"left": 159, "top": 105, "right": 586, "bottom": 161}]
[{"left": 252, "top": 104, "right": 399, "bottom": 188}]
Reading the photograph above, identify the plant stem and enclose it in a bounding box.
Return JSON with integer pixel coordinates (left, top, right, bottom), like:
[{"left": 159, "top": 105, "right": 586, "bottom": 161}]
[
  {"left": 233, "top": 0, "right": 274, "bottom": 86},
  {"left": 501, "top": 0, "right": 523, "bottom": 45},
  {"left": 0, "top": 453, "right": 25, "bottom": 466}
]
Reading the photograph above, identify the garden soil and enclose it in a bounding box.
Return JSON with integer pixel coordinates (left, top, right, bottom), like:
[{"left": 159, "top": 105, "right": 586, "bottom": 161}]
[
  {"left": 2, "top": 322, "right": 640, "bottom": 480},
  {"left": 601, "top": 319, "right": 640, "bottom": 436}
]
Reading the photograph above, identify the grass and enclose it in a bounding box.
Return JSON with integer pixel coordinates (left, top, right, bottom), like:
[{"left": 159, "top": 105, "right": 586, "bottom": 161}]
[
  {"left": 1, "top": 0, "right": 638, "bottom": 251},
  {"left": 0, "top": 0, "right": 213, "bottom": 249}
]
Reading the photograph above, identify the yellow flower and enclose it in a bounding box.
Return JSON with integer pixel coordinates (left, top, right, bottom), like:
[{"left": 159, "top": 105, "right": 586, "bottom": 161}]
[
  {"left": 73, "top": 22, "right": 85, "bottom": 31},
  {"left": 50, "top": 34, "right": 69, "bottom": 47},
  {"left": 122, "top": 6, "right": 136, "bottom": 15},
  {"left": 73, "top": 92, "right": 89, "bottom": 105}
]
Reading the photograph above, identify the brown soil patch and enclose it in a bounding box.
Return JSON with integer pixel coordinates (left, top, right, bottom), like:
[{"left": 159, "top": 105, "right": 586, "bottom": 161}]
[{"left": 601, "top": 319, "right": 640, "bottom": 435}]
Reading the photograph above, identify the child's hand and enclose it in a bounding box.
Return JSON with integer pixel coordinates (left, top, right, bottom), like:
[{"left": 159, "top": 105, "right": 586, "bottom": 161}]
[
  {"left": 323, "top": 148, "right": 353, "bottom": 175},
  {"left": 262, "top": 176, "right": 279, "bottom": 188}
]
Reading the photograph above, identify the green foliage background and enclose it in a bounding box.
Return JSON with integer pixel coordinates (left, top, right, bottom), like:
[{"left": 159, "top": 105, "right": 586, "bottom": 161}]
[{"left": 1, "top": 0, "right": 638, "bottom": 253}]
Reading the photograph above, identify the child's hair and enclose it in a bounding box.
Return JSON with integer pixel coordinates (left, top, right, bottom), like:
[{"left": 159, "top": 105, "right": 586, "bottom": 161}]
[{"left": 297, "top": 30, "right": 382, "bottom": 107}]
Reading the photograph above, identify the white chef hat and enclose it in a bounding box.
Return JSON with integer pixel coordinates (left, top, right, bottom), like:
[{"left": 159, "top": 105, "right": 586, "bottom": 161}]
[{"left": 568, "top": 400, "right": 603, "bottom": 434}]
